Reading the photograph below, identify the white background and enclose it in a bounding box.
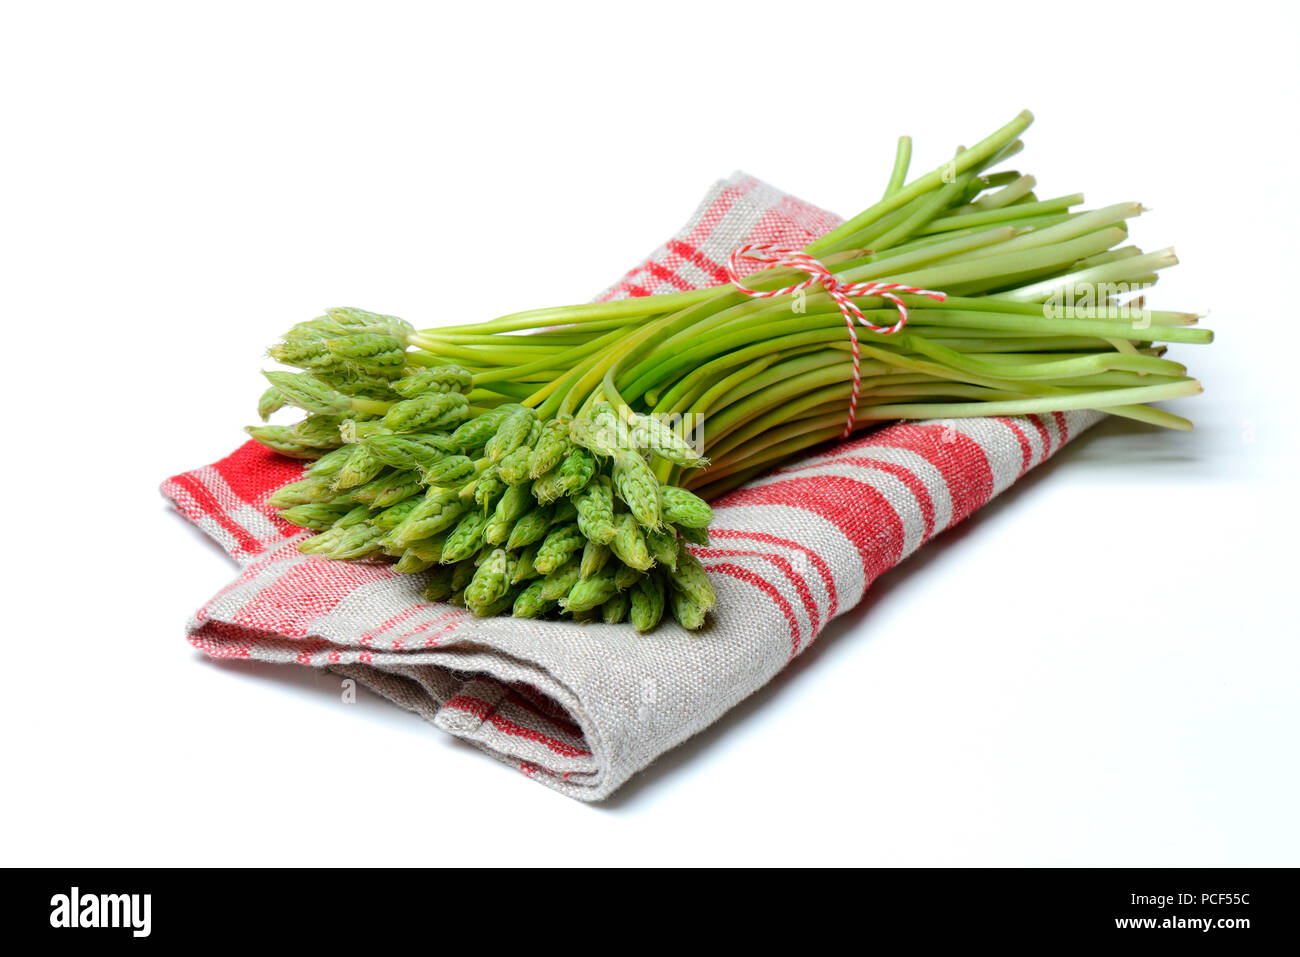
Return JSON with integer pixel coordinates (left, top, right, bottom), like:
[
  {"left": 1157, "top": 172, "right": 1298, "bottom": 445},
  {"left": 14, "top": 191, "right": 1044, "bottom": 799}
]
[{"left": 2, "top": 0, "right": 1297, "bottom": 866}]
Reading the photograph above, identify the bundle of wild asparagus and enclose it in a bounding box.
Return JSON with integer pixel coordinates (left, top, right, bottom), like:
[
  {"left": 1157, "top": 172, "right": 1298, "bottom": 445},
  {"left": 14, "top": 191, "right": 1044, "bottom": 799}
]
[{"left": 247, "top": 110, "right": 1211, "bottom": 631}]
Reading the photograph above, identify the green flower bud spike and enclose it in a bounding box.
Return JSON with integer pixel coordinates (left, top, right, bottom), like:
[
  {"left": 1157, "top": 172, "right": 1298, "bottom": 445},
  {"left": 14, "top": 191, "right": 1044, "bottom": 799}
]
[
  {"left": 568, "top": 415, "right": 621, "bottom": 458},
  {"left": 579, "top": 540, "right": 611, "bottom": 578},
  {"left": 512, "top": 579, "right": 553, "bottom": 619},
  {"left": 497, "top": 445, "right": 534, "bottom": 485},
  {"left": 402, "top": 534, "right": 446, "bottom": 564},
  {"left": 629, "top": 573, "right": 666, "bottom": 633},
  {"left": 332, "top": 444, "right": 385, "bottom": 489},
  {"left": 335, "top": 504, "right": 376, "bottom": 529},
  {"left": 528, "top": 418, "right": 570, "bottom": 479},
  {"left": 380, "top": 392, "right": 469, "bottom": 433},
  {"left": 364, "top": 433, "right": 450, "bottom": 471},
  {"left": 668, "top": 546, "right": 717, "bottom": 614},
  {"left": 448, "top": 405, "right": 519, "bottom": 454},
  {"left": 372, "top": 496, "right": 421, "bottom": 531},
  {"left": 464, "top": 548, "right": 511, "bottom": 612},
  {"left": 262, "top": 371, "right": 353, "bottom": 416},
  {"left": 646, "top": 527, "right": 679, "bottom": 570},
  {"left": 298, "top": 526, "right": 347, "bottom": 555},
  {"left": 609, "top": 512, "right": 654, "bottom": 571},
  {"left": 440, "top": 510, "right": 489, "bottom": 563},
  {"left": 422, "top": 454, "right": 477, "bottom": 487},
  {"left": 511, "top": 545, "right": 540, "bottom": 584},
  {"left": 534, "top": 523, "right": 584, "bottom": 575},
  {"left": 629, "top": 412, "right": 707, "bottom": 468},
  {"left": 278, "top": 502, "right": 354, "bottom": 530},
  {"left": 257, "top": 386, "right": 287, "bottom": 420},
  {"left": 324, "top": 307, "right": 414, "bottom": 339},
  {"left": 574, "top": 476, "right": 616, "bottom": 545},
  {"left": 326, "top": 523, "right": 386, "bottom": 560},
  {"left": 613, "top": 561, "right": 642, "bottom": 591},
  {"left": 324, "top": 334, "right": 408, "bottom": 374},
  {"left": 306, "top": 445, "right": 354, "bottom": 478},
  {"left": 505, "top": 505, "right": 552, "bottom": 551},
  {"left": 660, "top": 486, "right": 712, "bottom": 529},
  {"left": 394, "top": 549, "right": 436, "bottom": 574},
  {"left": 553, "top": 447, "right": 597, "bottom": 499},
  {"left": 670, "top": 589, "right": 709, "bottom": 630},
  {"left": 484, "top": 406, "right": 537, "bottom": 462},
  {"left": 561, "top": 568, "right": 618, "bottom": 614},
  {"left": 538, "top": 557, "right": 582, "bottom": 602},
  {"left": 392, "top": 365, "right": 473, "bottom": 397},
  {"left": 388, "top": 487, "right": 465, "bottom": 547},
  {"left": 289, "top": 414, "right": 349, "bottom": 449},
  {"left": 266, "top": 474, "right": 336, "bottom": 507},
  {"left": 602, "top": 592, "right": 630, "bottom": 624},
  {"left": 245, "top": 425, "right": 325, "bottom": 460},
  {"left": 612, "top": 449, "right": 662, "bottom": 530},
  {"left": 473, "top": 467, "right": 504, "bottom": 513}
]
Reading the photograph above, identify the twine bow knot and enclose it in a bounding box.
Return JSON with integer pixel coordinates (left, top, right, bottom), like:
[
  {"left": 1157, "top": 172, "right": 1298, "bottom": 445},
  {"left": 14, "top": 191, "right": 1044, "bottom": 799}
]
[{"left": 725, "top": 243, "right": 946, "bottom": 437}]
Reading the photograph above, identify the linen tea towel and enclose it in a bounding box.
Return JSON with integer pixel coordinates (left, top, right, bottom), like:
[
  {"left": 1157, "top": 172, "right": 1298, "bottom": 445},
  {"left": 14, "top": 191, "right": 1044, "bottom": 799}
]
[{"left": 162, "top": 172, "right": 1103, "bottom": 800}]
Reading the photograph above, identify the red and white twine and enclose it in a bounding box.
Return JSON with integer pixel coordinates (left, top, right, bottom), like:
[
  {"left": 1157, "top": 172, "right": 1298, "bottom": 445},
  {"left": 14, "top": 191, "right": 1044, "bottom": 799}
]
[{"left": 725, "top": 243, "right": 947, "bottom": 437}]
